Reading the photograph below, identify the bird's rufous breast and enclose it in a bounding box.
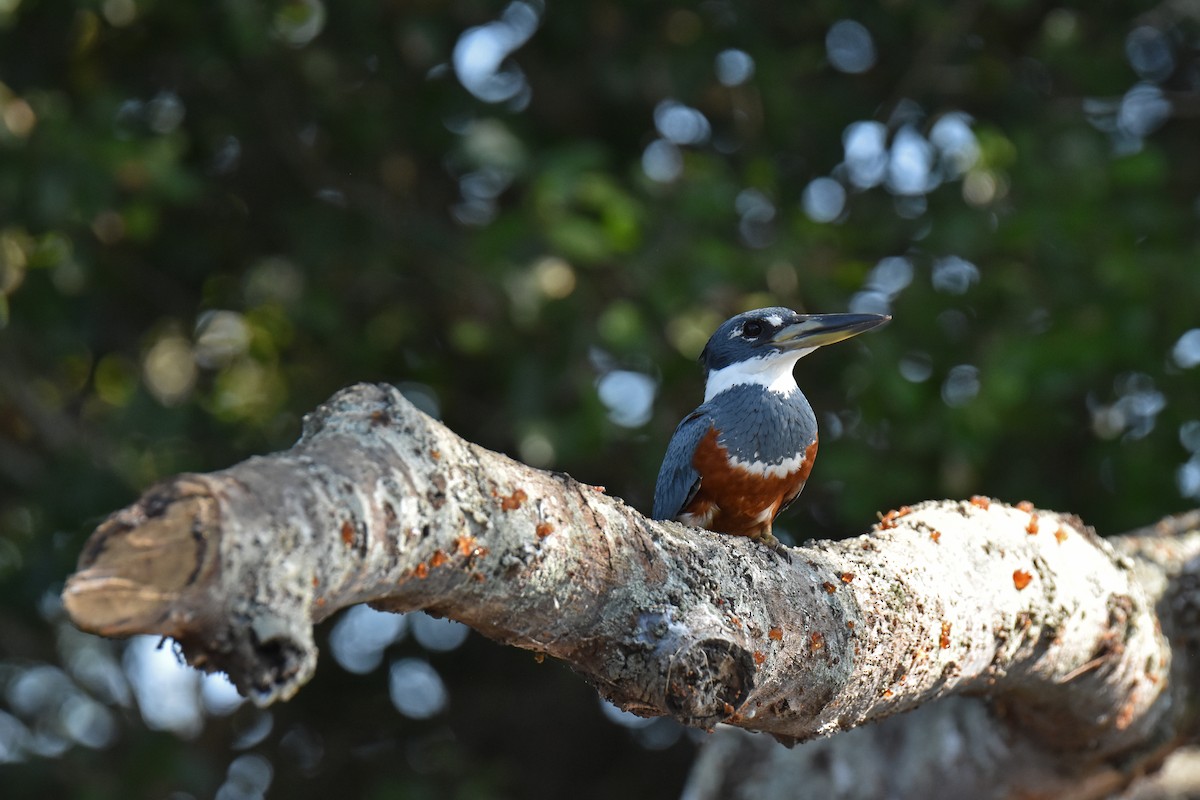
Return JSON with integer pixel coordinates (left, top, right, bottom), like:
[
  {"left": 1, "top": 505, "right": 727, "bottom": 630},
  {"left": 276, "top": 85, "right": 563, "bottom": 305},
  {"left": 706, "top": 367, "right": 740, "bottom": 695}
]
[{"left": 680, "top": 426, "right": 817, "bottom": 540}]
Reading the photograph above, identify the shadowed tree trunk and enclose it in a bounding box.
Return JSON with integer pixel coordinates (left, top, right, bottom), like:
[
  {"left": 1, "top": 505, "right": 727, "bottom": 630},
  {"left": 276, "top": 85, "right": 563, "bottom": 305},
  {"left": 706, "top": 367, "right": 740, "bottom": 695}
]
[{"left": 62, "top": 383, "right": 1200, "bottom": 799}]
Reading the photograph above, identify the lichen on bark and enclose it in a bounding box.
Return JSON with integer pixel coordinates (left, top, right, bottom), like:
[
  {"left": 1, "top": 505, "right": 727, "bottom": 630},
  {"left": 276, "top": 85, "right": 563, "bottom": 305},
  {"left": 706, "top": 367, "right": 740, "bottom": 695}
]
[{"left": 61, "top": 383, "right": 1200, "bottom": 798}]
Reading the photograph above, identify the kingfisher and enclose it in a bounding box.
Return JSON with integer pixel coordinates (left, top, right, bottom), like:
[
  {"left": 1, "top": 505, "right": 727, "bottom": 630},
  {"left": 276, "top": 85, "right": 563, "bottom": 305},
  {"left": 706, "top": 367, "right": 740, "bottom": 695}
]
[{"left": 653, "top": 307, "right": 889, "bottom": 553}]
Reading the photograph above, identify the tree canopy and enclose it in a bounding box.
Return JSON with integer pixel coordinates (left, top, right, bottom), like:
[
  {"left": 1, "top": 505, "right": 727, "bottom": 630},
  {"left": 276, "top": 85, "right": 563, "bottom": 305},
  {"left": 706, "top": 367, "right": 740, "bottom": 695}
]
[{"left": 1, "top": 1, "right": 1198, "bottom": 797}]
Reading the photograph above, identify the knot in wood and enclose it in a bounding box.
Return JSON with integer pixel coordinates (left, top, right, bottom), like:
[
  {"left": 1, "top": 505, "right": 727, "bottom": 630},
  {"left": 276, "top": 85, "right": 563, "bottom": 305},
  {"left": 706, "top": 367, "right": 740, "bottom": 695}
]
[{"left": 665, "top": 638, "right": 754, "bottom": 729}]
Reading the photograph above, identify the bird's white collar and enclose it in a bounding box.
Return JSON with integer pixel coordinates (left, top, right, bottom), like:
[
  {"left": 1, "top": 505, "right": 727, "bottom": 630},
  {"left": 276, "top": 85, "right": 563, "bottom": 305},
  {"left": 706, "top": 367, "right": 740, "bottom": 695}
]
[{"left": 703, "top": 349, "right": 813, "bottom": 402}]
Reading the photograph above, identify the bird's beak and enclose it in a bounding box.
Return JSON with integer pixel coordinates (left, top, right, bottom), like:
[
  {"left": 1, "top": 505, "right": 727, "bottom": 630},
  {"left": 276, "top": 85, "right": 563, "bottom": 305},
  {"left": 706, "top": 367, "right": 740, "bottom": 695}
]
[{"left": 772, "top": 313, "right": 891, "bottom": 350}]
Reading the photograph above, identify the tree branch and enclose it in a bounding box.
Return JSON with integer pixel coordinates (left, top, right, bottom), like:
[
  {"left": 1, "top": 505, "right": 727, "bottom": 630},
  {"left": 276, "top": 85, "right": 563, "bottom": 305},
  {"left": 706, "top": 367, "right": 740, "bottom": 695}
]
[{"left": 62, "top": 383, "right": 1200, "bottom": 796}]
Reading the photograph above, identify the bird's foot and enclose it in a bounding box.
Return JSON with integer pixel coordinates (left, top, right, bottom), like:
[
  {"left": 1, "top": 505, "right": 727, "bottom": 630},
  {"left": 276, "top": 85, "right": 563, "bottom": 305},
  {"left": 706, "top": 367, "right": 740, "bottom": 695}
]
[{"left": 757, "top": 531, "right": 793, "bottom": 563}]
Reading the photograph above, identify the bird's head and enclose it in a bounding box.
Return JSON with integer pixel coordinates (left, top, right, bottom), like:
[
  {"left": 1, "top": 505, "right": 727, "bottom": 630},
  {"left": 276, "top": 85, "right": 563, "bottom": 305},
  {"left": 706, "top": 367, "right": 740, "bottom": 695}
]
[{"left": 699, "top": 307, "right": 890, "bottom": 401}]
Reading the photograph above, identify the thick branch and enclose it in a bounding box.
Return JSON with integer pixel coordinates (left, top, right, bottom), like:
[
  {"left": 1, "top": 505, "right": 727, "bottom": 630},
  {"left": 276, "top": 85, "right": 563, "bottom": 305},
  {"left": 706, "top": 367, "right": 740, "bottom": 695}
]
[{"left": 62, "top": 384, "right": 1199, "bottom": 792}]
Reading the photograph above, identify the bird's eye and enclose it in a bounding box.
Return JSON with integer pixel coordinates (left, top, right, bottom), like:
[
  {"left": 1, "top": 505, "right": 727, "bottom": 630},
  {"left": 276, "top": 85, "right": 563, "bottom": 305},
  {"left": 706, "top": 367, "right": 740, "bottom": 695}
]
[{"left": 741, "top": 321, "right": 764, "bottom": 339}]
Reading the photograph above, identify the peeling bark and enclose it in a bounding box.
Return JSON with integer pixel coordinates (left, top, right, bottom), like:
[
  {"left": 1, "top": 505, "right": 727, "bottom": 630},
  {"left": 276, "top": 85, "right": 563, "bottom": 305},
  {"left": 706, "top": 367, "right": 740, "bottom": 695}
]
[{"left": 62, "top": 384, "right": 1200, "bottom": 798}]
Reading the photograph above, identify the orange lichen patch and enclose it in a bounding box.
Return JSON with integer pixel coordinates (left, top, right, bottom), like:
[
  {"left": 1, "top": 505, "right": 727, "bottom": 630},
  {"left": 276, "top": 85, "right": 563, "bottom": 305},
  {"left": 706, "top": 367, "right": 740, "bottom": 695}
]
[
  {"left": 315, "top": 596, "right": 326, "bottom": 607},
  {"left": 840, "top": 572, "right": 855, "bottom": 584},
  {"left": 940, "top": 621, "right": 952, "bottom": 649},
  {"left": 729, "top": 616, "right": 742, "bottom": 629},
  {"left": 877, "top": 505, "right": 913, "bottom": 530},
  {"left": 883, "top": 689, "right": 894, "bottom": 698},
  {"left": 414, "top": 563, "right": 429, "bottom": 579},
  {"left": 810, "top": 631, "right": 825, "bottom": 650},
  {"left": 822, "top": 581, "right": 837, "bottom": 594},
  {"left": 451, "top": 534, "right": 489, "bottom": 561},
  {"left": 753, "top": 651, "right": 766, "bottom": 665},
  {"left": 535, "top": 522, "right": 555, "bottom": 538},
  {"left": 369, "top": 409, "right": 390, "bottom": 426},
  {"left": 847, "top": 621, "right": 855, "bottom": 630},
  {"left": 1013, "top": 569, "right": 1032, "bottom": 590},
  {"left": 930, "top": 529, "right": 942, "bottom": 543},
  {"left": 969, "top": 495, "right": 990, "bottom": 509},
  {"left": 471, "top": 571, "right": 486, "bottom": 583},
  {"left": 1054, "top": 526, "right": 1069, "bottom": 544},
  {"left": 430, "top": 550, "right": 449, "bottom": 568},
  {"left": 768, "top": 626, "right": 783, "bottom": 641},
  {"left": 431, "top": 449, "right": 441, "bottom": 460},
  {"left": 533, "top": 653, "right": 545, "bottom": 664},
  {"left": 1026, "top": 515, "right": 1040, "bottom": 535},
  {"left": 312, "top": 575, "right": 320, "bottom": 587},
  {"left": 500, "top": 488, "right": 528, "bottom": 511},
  {"left": 593, "top": 485, "right": 607, "bottom": 492},
  {"left": 340, "top": 520, "right": 355, "bottom": 546},
  {"left": 1017, "top": 500, "right": 1034, "bottom": 513}
]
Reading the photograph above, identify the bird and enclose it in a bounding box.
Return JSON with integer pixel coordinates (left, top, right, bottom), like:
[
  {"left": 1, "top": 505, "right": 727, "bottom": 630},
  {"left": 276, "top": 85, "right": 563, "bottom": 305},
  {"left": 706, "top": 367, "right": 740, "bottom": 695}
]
[{"left": 653, "top": 307, "right": 890, "bottom": 554}]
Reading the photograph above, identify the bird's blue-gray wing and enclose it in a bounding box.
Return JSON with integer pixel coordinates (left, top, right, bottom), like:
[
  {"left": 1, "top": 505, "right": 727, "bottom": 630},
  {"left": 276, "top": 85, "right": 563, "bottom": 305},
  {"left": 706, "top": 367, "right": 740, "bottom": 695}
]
[{"left": 653, "top": 409, "right": 713, "bottom": 520}]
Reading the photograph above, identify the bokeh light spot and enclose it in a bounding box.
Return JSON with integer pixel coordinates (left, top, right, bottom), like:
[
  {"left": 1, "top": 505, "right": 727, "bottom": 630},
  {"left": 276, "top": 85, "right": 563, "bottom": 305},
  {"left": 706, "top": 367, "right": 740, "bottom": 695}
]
[
  {"left": 410, "top": 612, "right": 470, "bottom": 653},
  {"left": 201, "top": 673, "right": 245, "bottom": 717},
  {"left": 736, "top": 188, "right": 776, "bottom": 248},
  {"left": 329, "top": 605, "right": 408, "bottom": 674},
  {"left": 930, "top": 112, "right": 979, "bottom": 175},
  {"left": 826, "top": 20, "right": 876, "bottom": 74},
  {"left": 1179, "top": 458, "right": 1200, "bottom": 500},
  {"left": 143, "top": 333, "right": 197, "bottom": 406},
  {"left": 1118, "top": 83, "right": 1171, "bottom": 139},
  {"left": 216, "top": 753, "right": 274, "bottom": 800},
  {"left": 194, "top": 311, "right": 251, "bottom": 369},
  {"left": 1173, "top": 329, "right": 1200, "bottom": 369},
  {"left": 0, "top": 710, "right": 29, "bottom": 763},
  {"left": 518, "top": 429, "right": 556, "bottom": 467},
  {"left": 123, "top": 636, "right": 203, "bottom": 738},
  {"left": 388, "top": 659, "right": 447, "bottom": 719},
  {"left": 843, "top": 120, "right": 887, "bottom": 189},
  {"left": 715, "top": 49, "right": 755, "bottom": 86},
  {"left": 887, "top": 127, "right": 935, "bottom": 196},
  {"left": 654, "top": 100, "right": 711, "bottom": 146},
  {"left": 1125, "top": 26, "right": 1174, "bottom": 81},
  {"left": 531, "top": 256, "right": 576, "bottom": 299},
  {"left": 851, "top": 256, "right": 913, "bottom": 315},
  {"left": 931, "top": 256, "right": 980, "bottom": 295},
  {"left": 452, "top": 1, "right": 540, "bottom": 104},
  {"left": 899, "top": 352, "right": 933, "bottom": 383},
  {"left": 942, "top": 364, "right": 980, "bottom": 407},
  {"left": 642, "top": 139, "right": 683, "bottom": 183},
  {"left": 101, "top": 0, "right": 136, "bottom": 27},
  {"left": 61, "top": 694, "right": 117, "bottom": 750},
  {"left": 801, "top": 177, "right": 846, "bottom": 223},
  {"left": 272, "top": 0, "right": 326, "bottom": 48},
  {"left": 145, "top": 91, "right": 185, "bottom": 135},
  {"left": 2, "top": 97, "right": 36, "bottom": 138},
  {"left": 597, "top": 370, "right": 656, "bottom": 428},
  {"left": 1180, "top": 421, "right": 1200, "bottom": 454}
]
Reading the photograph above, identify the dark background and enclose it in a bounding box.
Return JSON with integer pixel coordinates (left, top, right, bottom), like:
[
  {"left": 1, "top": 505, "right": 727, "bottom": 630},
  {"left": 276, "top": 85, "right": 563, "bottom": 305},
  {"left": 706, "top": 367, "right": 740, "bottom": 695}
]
[{"left": 1, "top": 1, "right": 1198, "bottom": 797}]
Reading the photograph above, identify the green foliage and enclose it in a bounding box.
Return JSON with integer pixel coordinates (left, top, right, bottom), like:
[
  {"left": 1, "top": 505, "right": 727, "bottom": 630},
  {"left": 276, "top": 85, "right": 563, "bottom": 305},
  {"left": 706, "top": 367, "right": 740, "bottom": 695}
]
[{"left": 1, "top": 1, "right": 1198, "bottom": 796}]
